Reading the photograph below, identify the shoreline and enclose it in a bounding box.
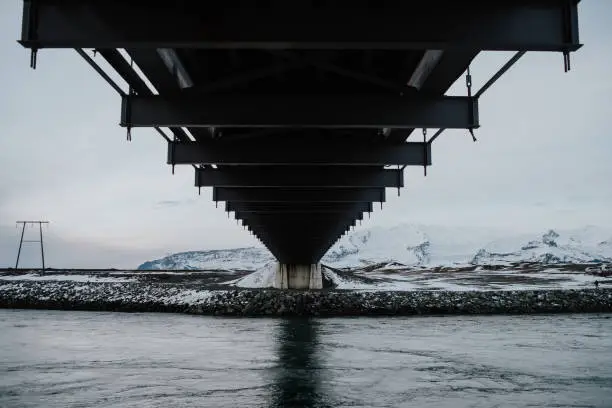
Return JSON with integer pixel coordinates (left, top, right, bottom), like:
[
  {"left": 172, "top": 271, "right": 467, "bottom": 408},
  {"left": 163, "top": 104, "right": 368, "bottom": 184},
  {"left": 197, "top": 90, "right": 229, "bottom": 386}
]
[{"left": 1, "top": 280, "right": 610, "bottom": 317}]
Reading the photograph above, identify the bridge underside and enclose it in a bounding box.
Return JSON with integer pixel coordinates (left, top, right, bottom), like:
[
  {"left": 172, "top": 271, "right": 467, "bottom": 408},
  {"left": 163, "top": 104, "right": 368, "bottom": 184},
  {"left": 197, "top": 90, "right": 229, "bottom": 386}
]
[{"left": 19, "top": 0, "right": 581, "bottom": 264}]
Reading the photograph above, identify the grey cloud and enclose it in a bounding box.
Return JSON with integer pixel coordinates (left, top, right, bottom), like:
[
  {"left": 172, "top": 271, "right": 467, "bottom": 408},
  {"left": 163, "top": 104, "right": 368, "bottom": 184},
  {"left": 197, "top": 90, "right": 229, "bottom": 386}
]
[{"left": 156, "top": 200, "right": 189, "bottom": 207}]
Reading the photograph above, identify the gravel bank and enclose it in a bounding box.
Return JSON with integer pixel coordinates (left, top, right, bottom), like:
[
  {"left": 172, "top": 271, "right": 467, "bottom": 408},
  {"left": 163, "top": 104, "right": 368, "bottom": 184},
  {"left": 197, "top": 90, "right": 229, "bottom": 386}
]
[{"left": 1, "top": 280, "right": 611, "bottom": 316}]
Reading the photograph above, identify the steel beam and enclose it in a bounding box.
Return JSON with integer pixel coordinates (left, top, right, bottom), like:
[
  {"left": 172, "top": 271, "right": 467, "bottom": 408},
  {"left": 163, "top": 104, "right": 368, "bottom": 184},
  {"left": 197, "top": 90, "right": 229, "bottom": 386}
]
[
  {"left": 226, "top": 202, "right": 373, "bottom": 213},
  {"left": 250, "top": 236, "right": 346, "bottom": 251},
  {"left": 240, "top": 226, "right": 360, "bottom": 238},
  {"left": 248, "top": 232, "right": 356, "bottom": 246},
  {"left": 241, "top": 213, "right": 361, "bottom": 224},
  {"left": 213, "top": 187, "right": 386, "bottom": 203},
  {"left": 243, "top": 222, "right": 357, "bottom": 241},
  {"left": 387, "top": 49, "right": 479, "bottom": 142},
  {"left": 122, "top": 94, "right": 478, "bottom": 129},
  {"left": 169, "top": 141, "right": 431, "bottom": 166},
  {"left": 407, "top": 50, "right": 445, "bottom": 90},
  {"left": 233, "top": 208, "right": 365, "bottom": 214},
  {"left": 197, "top": 167, "right": 403, "bottom": 188},
  {"left": 236, "top": 212, "right": 364, "bottom": 224},
  {"left": 246, "top": 219, "right": 355, "bottom": 231},
  {"left": 250, "top": 216, "right": 352, "bottom": 231},
  {"left": 125, "top": 49, "right": 211, "bottom": 140},
  {"left": 21, "top": 1, "right": 580, "bottom": 51},
  {"left": 96, "top": 49, "right": 192, "bottom": 142}
]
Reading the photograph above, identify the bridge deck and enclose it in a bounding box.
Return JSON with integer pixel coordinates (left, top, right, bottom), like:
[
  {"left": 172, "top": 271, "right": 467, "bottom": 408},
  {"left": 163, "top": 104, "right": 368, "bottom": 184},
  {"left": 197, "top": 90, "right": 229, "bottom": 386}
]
[{"left": 18, "top": 0, "right": 581, "bottom": 263}]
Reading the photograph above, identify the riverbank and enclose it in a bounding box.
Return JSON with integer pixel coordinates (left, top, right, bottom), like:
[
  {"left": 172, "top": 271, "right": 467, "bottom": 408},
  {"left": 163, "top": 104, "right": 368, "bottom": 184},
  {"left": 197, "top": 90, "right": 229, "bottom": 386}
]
[{"left": 1, "top": 279, "right": 610, "bottom": 316}]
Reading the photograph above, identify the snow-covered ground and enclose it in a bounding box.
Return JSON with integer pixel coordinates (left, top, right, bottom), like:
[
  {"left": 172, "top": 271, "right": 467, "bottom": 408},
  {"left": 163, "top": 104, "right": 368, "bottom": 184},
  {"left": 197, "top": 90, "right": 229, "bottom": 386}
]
[
  {"left": 0, "top": 273, "right": 135, "bottom": 283},
  {"left": 324, "top": 266, "right": 608, "bottom": 291},
  {"left": 1, "top": 261, "right": 609, "bottom": 292},
  {"left": 223, "top": 262, "right": 608, "bottom": 291},
  {"left": 226, "top": 263, "right": 277, "bottom": 288}
]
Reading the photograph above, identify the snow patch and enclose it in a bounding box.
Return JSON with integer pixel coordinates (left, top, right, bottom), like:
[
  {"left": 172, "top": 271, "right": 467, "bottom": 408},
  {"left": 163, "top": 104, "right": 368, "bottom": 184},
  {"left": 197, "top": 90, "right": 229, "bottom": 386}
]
[
  {"left": 159, "top": 289, "right": 215, "bottom": 306},
  {"left": 227, "top": 262, "right": 277, "bottom": 288},
  {"left": 322, "top": 268, "right": 377, "bottom": 290}
]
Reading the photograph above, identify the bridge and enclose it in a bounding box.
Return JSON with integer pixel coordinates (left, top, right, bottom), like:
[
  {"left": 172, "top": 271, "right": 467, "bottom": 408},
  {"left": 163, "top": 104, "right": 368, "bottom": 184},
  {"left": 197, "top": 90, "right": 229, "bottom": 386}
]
[{"left": 18, "top": 0, "right": 581, "bottom": 288}]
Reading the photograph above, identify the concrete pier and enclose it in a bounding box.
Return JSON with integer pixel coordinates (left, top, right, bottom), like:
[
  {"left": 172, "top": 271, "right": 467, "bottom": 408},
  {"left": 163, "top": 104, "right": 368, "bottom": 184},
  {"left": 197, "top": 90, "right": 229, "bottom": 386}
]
[{"left": 274, "top": 263, "right": 323, "bottom": 290}]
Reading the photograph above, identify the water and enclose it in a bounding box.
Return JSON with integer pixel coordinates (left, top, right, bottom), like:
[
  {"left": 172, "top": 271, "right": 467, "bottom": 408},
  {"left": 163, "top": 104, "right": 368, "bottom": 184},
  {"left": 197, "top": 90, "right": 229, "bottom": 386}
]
[{"left": 0, "top": 310, "right": 610, "bottom": 407}]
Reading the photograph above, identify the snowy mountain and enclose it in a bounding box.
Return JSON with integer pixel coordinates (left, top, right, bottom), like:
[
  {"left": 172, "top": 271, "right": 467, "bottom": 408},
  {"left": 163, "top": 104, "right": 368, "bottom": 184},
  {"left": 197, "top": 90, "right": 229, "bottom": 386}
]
[
  {"left": 471, "top": 229, "right": 612, "bottom": 265},
  {"left": 137, "top": 224, "right": 612, "bottom": 270},
  {"left": 325, "top": 224, "right": 612, "bottom": 268},
  {"left": 138, "top": 247, "right": 273, "bottom": 271}
]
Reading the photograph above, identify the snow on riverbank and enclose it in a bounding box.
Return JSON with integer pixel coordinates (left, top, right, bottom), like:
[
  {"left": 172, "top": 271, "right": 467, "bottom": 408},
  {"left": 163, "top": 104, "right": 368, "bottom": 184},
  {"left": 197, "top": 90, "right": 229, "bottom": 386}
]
[
  {"left": 1, "top": 264, "right": 608, "bottom": 292},
  {"left": 0, "top": 280, "right": 220, "bottom": 308},
  {"left": 1, "top": 268, "right": 610, "bottom": 316},
  {"left": 0, "top": 273, "right": 135, "bottom": 283},
  {"left": 198, "top": 263, "right": 610, "bottom": 291},
  {"left": 226, "top": 263, "right": 277, "bottom": 288},
  {"left": 325, "top": 266, "right": 607, "bottom": 291}
]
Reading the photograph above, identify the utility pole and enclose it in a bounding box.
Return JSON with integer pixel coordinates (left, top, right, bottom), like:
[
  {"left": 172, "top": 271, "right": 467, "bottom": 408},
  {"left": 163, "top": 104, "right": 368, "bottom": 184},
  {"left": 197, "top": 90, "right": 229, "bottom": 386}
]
[{"left": 15, "top": 221, "right": 49, "bottom": 273}]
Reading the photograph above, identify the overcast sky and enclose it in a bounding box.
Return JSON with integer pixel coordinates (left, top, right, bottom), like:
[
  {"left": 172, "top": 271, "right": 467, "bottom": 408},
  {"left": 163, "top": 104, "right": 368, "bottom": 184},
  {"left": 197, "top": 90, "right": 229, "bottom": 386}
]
[{"left": 1, "top": 2, "right": 611, "bottom": 268}]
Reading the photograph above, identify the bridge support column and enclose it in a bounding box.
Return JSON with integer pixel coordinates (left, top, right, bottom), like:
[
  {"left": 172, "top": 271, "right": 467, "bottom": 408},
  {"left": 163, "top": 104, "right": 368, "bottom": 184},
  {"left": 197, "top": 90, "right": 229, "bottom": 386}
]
[{"left": 274, "top": 263, "right": 322, "bottom": 290}]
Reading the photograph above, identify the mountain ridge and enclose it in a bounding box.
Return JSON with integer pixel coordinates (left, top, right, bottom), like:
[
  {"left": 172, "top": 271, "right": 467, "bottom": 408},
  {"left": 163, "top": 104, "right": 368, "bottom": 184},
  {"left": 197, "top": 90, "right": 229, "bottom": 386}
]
[{"left": 137, "top": 224, "right": 612, "bottom": 270}]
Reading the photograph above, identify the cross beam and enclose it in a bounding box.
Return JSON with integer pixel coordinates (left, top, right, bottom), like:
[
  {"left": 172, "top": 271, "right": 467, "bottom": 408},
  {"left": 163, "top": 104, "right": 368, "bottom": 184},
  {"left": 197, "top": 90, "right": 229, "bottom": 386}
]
[
  {"left": 243, "top": 222, "right": 360, "bottom": 242},
  {"left": 246, "top": 217, "right": 357, "bottom": 229},
  {"left": 122, "top": 94, "right": 478, "bottom": 129},
  {"left": 20, "top": 1, "right": 580, "bottom": 51},
  {"left": 197, "top": 168, "right": 403, "bottom": 188},
  {"left": 169, "top": 141, "right": 431, "bottom": 166},
  {"left": 212, "top": 187, "right": 386, "bottom": 203},
  {"left": 245, "top": 216, "right": 358, "bottom": 232},
  {"left": 236, "top": 212, "right": 365, "bottom": 224},
  {"left": 225, "top": 202, "right": 373, "bottom": 213},
  {"left": 248, "top": 223, "right": 354, "bottom": 239},
  {"left": 249, "top": 214, "right": 355, "bottom": 230}
]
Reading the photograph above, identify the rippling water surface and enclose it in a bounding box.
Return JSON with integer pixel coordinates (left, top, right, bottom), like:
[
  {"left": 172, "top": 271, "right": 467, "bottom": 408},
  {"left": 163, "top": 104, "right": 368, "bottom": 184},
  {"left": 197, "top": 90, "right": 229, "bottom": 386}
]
[{"left": 0, "top": 310, "right": 610, "bottom": 407}]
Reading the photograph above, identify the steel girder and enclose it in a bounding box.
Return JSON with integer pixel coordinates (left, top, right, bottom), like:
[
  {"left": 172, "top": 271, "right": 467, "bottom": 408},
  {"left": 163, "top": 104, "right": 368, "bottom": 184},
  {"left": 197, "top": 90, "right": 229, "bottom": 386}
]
[
  {"left": 196, "top": 167, "right": 403, "bottom": 188},
  {"left": 20, "top": 1, "right": 580, "bottom": 51},
  {"left": 169, "top": 140, "right": 431, "bottom": 166},
  {"left": 121, "top": 94, "right": 477, "bottom": 129},
  {"left": 237, "top": 212, "right": 365, "bottom": 225},
  {"left": 212, "top": 188, "right": 386, "bottom": 203},
  {"left": 225, "top": 202, "right": 373, "bottom": 213}
]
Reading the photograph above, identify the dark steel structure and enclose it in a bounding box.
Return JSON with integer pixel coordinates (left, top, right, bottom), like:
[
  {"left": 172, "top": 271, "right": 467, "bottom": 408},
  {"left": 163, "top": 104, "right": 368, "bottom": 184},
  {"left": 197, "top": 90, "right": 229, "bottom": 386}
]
[{"left": 18, "top": 0, "right": 581, "bottom": 264}]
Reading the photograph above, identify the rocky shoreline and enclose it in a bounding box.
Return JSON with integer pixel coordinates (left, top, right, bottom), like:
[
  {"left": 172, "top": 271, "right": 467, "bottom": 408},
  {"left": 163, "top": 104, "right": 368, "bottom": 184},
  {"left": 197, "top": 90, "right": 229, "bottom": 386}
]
[{"left": 1, "top": 280, "right": 611, "bottom": 316}]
